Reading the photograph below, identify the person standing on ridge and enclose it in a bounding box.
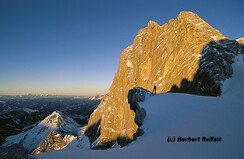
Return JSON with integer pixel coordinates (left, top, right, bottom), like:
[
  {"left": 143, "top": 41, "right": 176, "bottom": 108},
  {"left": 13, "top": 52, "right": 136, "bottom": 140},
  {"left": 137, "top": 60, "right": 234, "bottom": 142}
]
[{"left": 153, "top": 85, "right": 156, "bottom": 94}]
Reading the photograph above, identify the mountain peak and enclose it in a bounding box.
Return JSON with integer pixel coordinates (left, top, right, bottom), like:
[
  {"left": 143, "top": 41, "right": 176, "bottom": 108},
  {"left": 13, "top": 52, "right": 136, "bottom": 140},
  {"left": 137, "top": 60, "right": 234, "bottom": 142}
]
[
  {"left": 85, "top": 11, "right": 243, "bottom": 149},
  {"left": 147, "top": 20, "right": 159, "bottom": 28},
  {"left": 178, "top": 11, "right": 199, "bottom": 19},
  {"left": 177, "top": 11, "right": 203, "bottom": 25},
  {"left": 40, "top": 111, "right": 68, "bottom": 128},
  {"left": 3, "top": 111, "right": 80, "bottom": 153}
]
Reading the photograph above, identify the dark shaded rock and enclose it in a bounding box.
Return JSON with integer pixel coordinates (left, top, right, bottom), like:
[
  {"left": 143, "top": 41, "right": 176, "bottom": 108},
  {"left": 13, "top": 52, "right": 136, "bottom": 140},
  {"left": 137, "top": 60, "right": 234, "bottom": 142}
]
[
  {"left": 128, "top": 87, "right": 153, "bottom": 105},
  {"left": 133, "top": 127, "right": 145, "bottom": 140},
  {"left": 134, "top": 106, "right": 146, "bottom": 127},
  {"left": 128, "top": 87, "right": 150, "bottom": 127},
  {"left": 117, "top": 137, "right": 132, "bottom": 147},
  {"left": 84, "top": 119, "right": 101, "bottom": 148},
  {"left": 0, "top": 144, "right": 28, "bottom": 159},
  {"left": 170, "top": 39, "right": 244, "bottom": 96},
  {"left": 127, "top": 87, "right": 149, "bottom": 145}
]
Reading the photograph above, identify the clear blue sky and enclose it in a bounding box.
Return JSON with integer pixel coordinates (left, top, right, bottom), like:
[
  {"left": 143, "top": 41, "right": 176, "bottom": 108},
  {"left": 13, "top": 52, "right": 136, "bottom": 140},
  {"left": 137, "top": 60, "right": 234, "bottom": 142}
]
[{"left": 0, "top": 0, "right": 243, "bottom": 96}]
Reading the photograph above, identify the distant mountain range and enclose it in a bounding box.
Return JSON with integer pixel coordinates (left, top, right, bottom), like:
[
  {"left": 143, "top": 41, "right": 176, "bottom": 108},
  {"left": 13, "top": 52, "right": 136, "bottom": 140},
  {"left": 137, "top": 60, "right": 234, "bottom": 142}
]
[
  {"left": 0, "top": 94, "right": 89, "bottom": 99},
  {"left": 0, "top": 96, "right": 100, "bottom": 145}
]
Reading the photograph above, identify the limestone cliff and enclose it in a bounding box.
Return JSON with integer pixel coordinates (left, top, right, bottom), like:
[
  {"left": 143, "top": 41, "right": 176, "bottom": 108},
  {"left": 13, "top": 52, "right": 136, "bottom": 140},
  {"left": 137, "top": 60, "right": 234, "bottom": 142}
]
[{"left": 85, "top": 11, "right": 244, "bottom": 148}]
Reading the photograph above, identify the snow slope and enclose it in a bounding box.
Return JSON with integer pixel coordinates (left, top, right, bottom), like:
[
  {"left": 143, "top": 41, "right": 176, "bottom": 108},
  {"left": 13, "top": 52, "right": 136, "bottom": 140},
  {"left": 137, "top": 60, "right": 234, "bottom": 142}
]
[
  {"left": 35, "top": 93, "right": 244, "bottom": 159},
  {"left": 221, "top": 55, "right": 244, "bottom": 99}
]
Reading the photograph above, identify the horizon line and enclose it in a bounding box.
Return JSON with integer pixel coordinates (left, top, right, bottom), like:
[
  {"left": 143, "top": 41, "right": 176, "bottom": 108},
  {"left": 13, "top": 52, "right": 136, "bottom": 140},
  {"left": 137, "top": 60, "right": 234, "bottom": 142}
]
[{"left": 0, "top": 93, "right": 105, "bottom": 97}]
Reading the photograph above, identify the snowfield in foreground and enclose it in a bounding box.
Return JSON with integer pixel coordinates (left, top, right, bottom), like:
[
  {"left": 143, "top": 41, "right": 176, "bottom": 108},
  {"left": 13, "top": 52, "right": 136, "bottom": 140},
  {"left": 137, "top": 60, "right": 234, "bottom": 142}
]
[{"left": 35, "top": 92, "right": 244, "bottom": 159}]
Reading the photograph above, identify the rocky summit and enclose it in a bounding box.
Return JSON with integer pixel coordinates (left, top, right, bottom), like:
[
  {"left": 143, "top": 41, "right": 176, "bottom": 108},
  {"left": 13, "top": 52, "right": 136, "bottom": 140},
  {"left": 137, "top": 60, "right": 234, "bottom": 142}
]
[{"left": 85, "top": 11, "right": 244, "bottom": 149}]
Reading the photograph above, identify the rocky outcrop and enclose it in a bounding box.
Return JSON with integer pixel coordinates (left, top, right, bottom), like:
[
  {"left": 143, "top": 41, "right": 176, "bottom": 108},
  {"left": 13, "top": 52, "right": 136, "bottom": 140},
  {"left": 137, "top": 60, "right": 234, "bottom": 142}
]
[
  {"left": 128, "top": 87, "right": 153, "bottom": 106},
  {"left": 127, "top": 87, "right": 151, "bottom": 143},
  {"left": 32, "top": 131, "right": 76, "bottom": 154},
  {"left": 127, "top": 87, "right": 151, "bottom": 126},
  {"left": 85, "top": 11, "right": 244, "bottom": 148}
]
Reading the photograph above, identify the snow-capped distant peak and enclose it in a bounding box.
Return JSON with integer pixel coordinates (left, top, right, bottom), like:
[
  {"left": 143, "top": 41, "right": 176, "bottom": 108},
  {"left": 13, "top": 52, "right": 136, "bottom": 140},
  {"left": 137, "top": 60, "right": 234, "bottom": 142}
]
[
  {"left": 2, "top": 111, "right": 80, "bottom": 154},
  {"left": 89, "top": 95, "right": 104, "bottom": 100},
  {"left": 39, "top": 111, "right": 68, "bottom": 128}
]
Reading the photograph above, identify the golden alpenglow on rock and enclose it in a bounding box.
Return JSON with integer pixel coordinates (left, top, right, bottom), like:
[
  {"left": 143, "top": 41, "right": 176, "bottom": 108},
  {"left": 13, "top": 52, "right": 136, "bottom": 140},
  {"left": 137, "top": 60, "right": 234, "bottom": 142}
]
[
  {"left": 85, "top": 11, "right": 243, "bottom": 149},
  {"left": 237, "top": 37, "right": 244, "bottom": 45}
]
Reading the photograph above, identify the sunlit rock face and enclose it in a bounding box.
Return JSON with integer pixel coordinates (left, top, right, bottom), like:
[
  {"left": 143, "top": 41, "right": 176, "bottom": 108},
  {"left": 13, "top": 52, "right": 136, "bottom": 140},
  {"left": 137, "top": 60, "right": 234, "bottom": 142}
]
[
  {"left": 85, "top": 11, "right": 243, "bottom": 148},
  {"left": 236, "top": 37, "right": 244, "bottom": 45},
  {"left": 32, "top": 131, "right": 76, "bottom": 154}
]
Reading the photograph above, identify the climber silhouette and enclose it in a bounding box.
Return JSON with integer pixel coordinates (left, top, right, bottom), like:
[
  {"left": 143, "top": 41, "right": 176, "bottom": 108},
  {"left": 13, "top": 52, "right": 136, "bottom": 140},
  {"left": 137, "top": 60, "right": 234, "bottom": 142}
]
[{"left": 153, "top": 85, "right": 156, "bottom": 94}]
